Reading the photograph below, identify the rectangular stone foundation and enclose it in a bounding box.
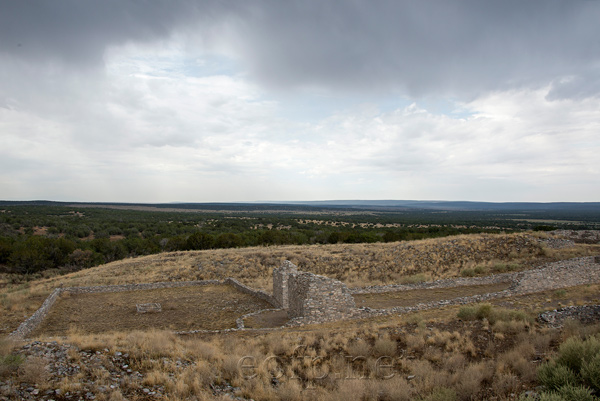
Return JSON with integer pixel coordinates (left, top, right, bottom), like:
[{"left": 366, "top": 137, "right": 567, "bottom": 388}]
[{"left": 136, "top": 303, "right": 162, "bottom": 313}]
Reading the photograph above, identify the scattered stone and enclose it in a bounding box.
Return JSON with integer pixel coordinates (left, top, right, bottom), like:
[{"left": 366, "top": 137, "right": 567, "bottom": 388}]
[
  {"left": 136, "top": 303, "right": 162, "bottom": 313},
  {"left": 538, "top": 305, "right": 600, "bottom": 328},
  {"left": 550, "top": 230, "right": 600, "bottom": 244}
]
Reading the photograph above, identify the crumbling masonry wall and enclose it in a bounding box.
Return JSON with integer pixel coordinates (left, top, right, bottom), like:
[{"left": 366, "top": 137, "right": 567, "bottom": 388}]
[
  {"left": 288, "top": 272, "right": 356, "bottom": 322},
  {"left": 273, "top": 260, "right": 297, "bottom": 308},
  {"left": 273, "top": 261, "right": 357, "bottom": 323}
]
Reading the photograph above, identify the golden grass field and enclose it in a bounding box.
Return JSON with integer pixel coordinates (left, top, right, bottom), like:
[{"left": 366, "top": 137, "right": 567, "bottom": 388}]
[{"left": 1, "top": 232, "right": 600, "bottom": 400}]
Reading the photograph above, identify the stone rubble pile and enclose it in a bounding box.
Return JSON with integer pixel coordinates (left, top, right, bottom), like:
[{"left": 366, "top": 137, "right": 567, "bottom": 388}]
[
  {"left": 538, "top": 305, "right": 600, "bottom": 328},
  {"left": 0, "top": 342, "right": 245, "bottom": 401},
  {"left": 0, "top": 341, "right": 162, "bottom": 400},
  {"left": 550, "top": 230, "right": 600, "bottom": 244},
  {"left": 538, "top": 238, "right": 575, "bottom": 249}
]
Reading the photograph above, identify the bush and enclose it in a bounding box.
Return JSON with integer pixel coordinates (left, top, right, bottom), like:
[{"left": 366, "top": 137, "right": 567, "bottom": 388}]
[
  {"left": 556, "top": 384, "right": 596, "bottom": 401},
  {"left": 538, "top": 363, "right": 579, "bottom": 390},
  {"left": 474, "top": 265, "right": 488, "bottom": 275},
  {"left": 556, "top": 335, "right": 600, "bottom": 374},
  {"left": 581, "top": 354, "right": 600, "bottom": 392},
  {"left": 422, "top": 387, "right": 457, "bottom": 401},
  {"left": 457, "top": 304, "right": 531, "bottom": 325},
  {"left": 457, "top": 306, "right": 478, "bottom": 321},
  {"left": 534, "top": 335, "right": 600, "bottom": 399},
  {"left": 0, "top": 340, "right": 24, "bottom": 378}
]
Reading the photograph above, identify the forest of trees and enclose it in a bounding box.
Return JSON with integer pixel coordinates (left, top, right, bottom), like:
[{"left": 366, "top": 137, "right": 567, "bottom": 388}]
[{"left": 0, "top": 202, "right": 596, "bottom": 276}]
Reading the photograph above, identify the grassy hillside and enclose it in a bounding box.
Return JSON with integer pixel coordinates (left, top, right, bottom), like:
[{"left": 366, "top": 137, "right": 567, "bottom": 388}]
[
  {"left": 1, "top": 231, "right": 600, "bottom": 400},
  {"left": 1, "top": 232, "right": 596, "bottom": 336}
]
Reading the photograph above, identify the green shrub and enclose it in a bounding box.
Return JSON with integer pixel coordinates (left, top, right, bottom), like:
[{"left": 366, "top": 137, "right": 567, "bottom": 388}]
[
  {"left": 457, "top": 306, "right": 478, "bottom": 321},
  {"left": 400, "top": 273, "right": 428, "bottom": 284},
  {"left": 421, "top": 387, "right": 457, "bottom": 401},
  {"left": 534, "top": 335, "right": 600, "bottom": 400},
  {"left": 0, "top": 353, "right": 25, "bottom": 378},
  {"left": 581, "top": 354, "right": 600, "bottom": 392},
  {"left": 491, "top": 308, "right": 531, "bottom": 325},
  {"left": 557, "top": 384, "right": 596, "bottom": 401},
  {"left": 506, "top": 263, "right": 520, "bottom": 271},
  {"left": 554, "top": 289, "right": 567, "bottom": 298},
  {"left": 537, "top": 394, "right": 565, "bottom": 401},
  {"left": 473, "top": 265, "right": 488, "bottom": 275},
  {"left": 492, "top": 263, "right": 508, "bottom": 273},
  {"left": 475, "top": 303, "right": 494, "bottom": 320},
  {"left": 556, "top": 336, "right": 600, "bottom": 373},
  {"left": 457, "top": 303, "right": 531, "bottom": 325},
  {"left": 538, "top": 363, "right": 579, "bottom": 390},
  {"left": 460, "top": 268, "right": 475, "bottom": 277}
]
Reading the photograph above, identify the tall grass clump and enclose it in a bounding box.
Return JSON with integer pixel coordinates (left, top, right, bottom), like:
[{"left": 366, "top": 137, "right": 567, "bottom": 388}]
[
  {"left": 0, "top": 339, "right": 24, "bottom": 378},
  {"left": 457, "top": 303, "right": 531, "bottom": 325}
]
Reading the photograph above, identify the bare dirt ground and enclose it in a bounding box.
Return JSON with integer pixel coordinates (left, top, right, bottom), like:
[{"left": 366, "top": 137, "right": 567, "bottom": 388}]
[
  {"left": 244, "top": 309, "right": 290, "bottom": 328},
  {"left": 32, "top": 284, "right": 272, "bottom": 336}
]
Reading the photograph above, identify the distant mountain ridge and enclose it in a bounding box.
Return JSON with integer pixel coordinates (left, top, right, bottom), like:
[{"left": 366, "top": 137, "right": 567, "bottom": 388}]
[
  {"left": 1, "top": 199, "right": 599, "bottom": 212},
  {"left": 271, "top": 200, "right": 600, "bottom": 212}
]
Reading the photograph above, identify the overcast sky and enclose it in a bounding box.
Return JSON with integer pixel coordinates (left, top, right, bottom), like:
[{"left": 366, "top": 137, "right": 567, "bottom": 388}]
[{"left": 1, "top": 1, "right": 599, "bottom": 203}]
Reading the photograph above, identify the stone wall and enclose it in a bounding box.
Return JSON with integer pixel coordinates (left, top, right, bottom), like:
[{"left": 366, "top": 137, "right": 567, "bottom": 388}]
[
  {"left": 9, "top": 288, "right": 63, "bottom": 339},
  {"left": 350, "top": 272, "right": 518, "bottom": 295},
  {"left": 225, "top": 278, "right": 278, "bottom": 307},
  {"left": 60, "top": 280, "right": 221, "bottom": 295},
  {"left": 272, "top": 260, "right": 297, "bottom": 308},
  {"left": 287, "top": 271, "right": 357, "bottom": 324}
]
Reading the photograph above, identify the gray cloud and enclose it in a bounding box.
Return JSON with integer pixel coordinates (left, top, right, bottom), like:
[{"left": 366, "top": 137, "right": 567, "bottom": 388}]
[
  {"left": 2, "top": 1, "right": 599, "bottom": 99},
  {"left": 0, "top": 0, "right": 203, "bottom": 67},
  {"left": 227, "top": 1, "right": 600, "bottom": 98},
  {"left": 1, "top": 1, "right": 599, "bottom": 202}
]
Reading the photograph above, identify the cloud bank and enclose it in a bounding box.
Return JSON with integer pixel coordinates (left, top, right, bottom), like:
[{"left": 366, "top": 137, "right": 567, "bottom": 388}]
[{"left": 1, "top": 1, "right": 599, "bottom": 202}]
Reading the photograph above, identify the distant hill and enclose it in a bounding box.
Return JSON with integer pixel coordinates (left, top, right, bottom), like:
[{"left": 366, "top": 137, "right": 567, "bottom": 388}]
[
  {"left": 1, "top": 199, "right": 599, "bottom": 213},
  {"left": 272, "top": 200, "right": 600, "bottom": 212}
]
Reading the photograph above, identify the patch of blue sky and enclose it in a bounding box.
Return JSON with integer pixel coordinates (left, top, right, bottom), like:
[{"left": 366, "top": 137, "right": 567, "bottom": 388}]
[
  {"left": 180, "top": 53, "right": 239, "bottom": 78},
  {"left": 417, "top": 97, "right": 476, "bottom": 119},
  {"left": 271, "top": 92, "right": 413, "bottom": 123}
]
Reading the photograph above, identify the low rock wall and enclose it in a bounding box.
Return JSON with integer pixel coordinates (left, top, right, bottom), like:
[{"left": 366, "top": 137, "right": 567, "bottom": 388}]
[
  {"left": 61, "top": 280, "right": 221, "bottom": 295},
  {"left": 9, "top": 288, "right": 63, "bottom": 339},
  {"left": 225, "top": 278, "right": 278, "bottom": 307},
  {"left": 351, "top": 272, "right": 517, "bottom": 295}
]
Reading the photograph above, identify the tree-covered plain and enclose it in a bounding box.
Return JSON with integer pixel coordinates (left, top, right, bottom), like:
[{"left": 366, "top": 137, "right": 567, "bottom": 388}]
[{"left": 0, "top": 202, "right": 598, "bottom": 276}]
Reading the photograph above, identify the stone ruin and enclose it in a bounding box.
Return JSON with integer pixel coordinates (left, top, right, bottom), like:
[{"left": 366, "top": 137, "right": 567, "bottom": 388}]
[
  {"left": 273, "top": 261, "right": 357, "bottom": 323},
  {"left": 136, "top": 303, "right": 162, "bottom": 313},
  {"left": 273, "top": 260, "right": 297, "bottom": 309}
]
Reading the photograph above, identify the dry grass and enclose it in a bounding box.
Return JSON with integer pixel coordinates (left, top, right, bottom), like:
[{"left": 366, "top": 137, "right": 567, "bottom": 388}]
[
  {"left": 32, "top": 284, "right": 271, "bottom": 336},
  {"left": 2, "top": 232, "right": 593, "bottom": 334},
  {"left": 1, "top": 232, "right": 599, "bottom": 400},
  {"left": 1, "top": 288, "right": 598, "bottom": 400}
]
